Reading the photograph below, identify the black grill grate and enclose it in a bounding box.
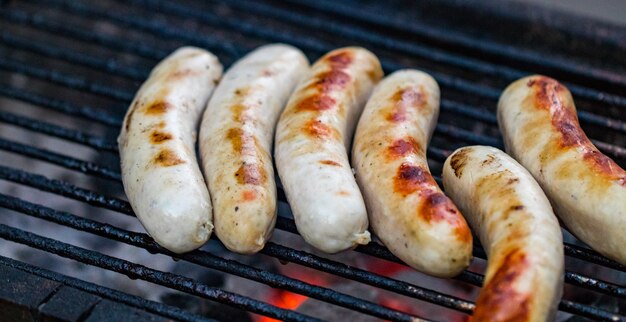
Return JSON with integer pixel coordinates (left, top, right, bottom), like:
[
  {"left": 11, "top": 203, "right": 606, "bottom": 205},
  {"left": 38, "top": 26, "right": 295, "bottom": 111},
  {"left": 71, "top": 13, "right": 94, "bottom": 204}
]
[{"left": 0, "top": 0, "right": 625, "bottom": 321}]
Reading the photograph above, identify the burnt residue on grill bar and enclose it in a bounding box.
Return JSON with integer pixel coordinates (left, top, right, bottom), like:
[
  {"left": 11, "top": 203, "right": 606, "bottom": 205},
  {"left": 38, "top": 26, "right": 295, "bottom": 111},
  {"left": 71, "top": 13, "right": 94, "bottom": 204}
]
[
  {"left": 0, "top": 0, "right": 625, "bottom": 321},
  {"left": 0, "top": 161, "right": 624, "bottom": 320}
]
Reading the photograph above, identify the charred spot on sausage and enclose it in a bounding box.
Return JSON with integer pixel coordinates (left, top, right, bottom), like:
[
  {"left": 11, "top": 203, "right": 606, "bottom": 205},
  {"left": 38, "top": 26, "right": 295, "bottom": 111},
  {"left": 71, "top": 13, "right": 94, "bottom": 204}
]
[{"left": 153, "top": 149, "right": 185, "bottom": 167}]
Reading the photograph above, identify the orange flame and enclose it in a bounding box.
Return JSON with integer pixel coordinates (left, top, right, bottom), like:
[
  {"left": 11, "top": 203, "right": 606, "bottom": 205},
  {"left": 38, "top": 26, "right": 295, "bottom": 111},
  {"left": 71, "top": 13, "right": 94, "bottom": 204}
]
[{"left": 258, "top": 290, "right": 308, "bottom": 322}]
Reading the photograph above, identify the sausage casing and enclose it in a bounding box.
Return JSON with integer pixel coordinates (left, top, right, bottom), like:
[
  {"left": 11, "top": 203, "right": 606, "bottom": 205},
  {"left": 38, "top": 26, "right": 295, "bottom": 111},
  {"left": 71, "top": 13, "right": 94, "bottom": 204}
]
[
  {"left": 118, "top": 47, "right": 222, "bottom": 253},
  {"left": 443, "top": 146, "right": 564, "bottom": 321},
  {"left": 199, "top": 44, "right": 309, "bottom": 254},
  {"left": 498, "top": 75, "right": 626, "bottom": 265},
  {"left": 275, "top": 47, "right": 383, "bottom": 253},
  {"left": 352, "top": 70, "right": 472, "bottom": 277}
]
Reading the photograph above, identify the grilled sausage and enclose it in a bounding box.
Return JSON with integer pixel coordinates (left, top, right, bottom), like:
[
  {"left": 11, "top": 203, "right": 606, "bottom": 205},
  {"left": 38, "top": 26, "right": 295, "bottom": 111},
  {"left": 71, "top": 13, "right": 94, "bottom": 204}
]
[
  {"left": 199, "top": 44, "right": 308, "bottom": 254},
  {"left": 275, "top": 47, "right": 383, "bottom": 253},
  {"left": 498, "top": 75, "right": 626, "bottom": 265},
  {"left": 118, "top": 47, "right": 222, "bottom": 254},
  {"left": 352, "top": 70, "right": 472, "bottom": 277},
  {"left": 442, "top": 146, "right": 564, "bottom": 321}
]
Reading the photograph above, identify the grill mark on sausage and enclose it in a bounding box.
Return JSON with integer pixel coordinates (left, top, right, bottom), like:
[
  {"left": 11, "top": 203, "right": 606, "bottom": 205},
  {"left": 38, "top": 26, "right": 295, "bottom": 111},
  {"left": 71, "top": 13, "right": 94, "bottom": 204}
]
[
  {"left": 150, "top": 130, "right": 173, "bottom": 143},
  {"left": 393, "top": 163, "right": 431, "bottom": 196},
  {"left": 242, "top": 190, "right": 257, "bottom": 201},
  {"left": 153, "top": 149, "right": 185, "bottom": 167},
  {"left": 386, "top": 137, "right": 421, "bottom": 159},
  {"left": 226, "top": 128, "right": 246, "bottom": 153},
  {"left": 168, "top": 69, "right": 194, "bottom": 79},
  {"left": 386, "top": 86, "right": 427, "bottom": 123},
  {"left": 226, "top": 127, "right": 267, "bottom": 186},
  {"left": 125, "top": 101, "right": 139, "bottom": 131},
  {"left": 144, "top": 101, "right": 173, "bottom": 115},
  {"left": 481, "top": 154, "right": 498, "bottom": 166},
  {"left": 450, "top": 147, "right": 471, "bottom": 178},
  {"left": 232, "top": 103, "right": 254, "bottom": 123},
  {"left": 320, "top": 160, "right": 341, "bottom": 166},
  {"left": 309, "top": 70, "right": 351, "bottom": 92},
  {"left": 235, "top": 163, "right": 267, "bottom": 185},
  {"left": 471, "top": 248, "right": 531, "bottom": 322},
  {"left": 366, "top": 65, "right": 384, "bottom": 82},
  {"left": 296, "top": 95, "right": 337, "bottom": 111},
  {"left": 226, "top": 128, "right": 258, "bottom": 155},
  {"left": 419, "top": 191, "right": 471, "bottom": 242},
  {"left": 297, "top": 51, "right": 353, "bottom": 114},
  {"left": 304, "top": 119, "right": 337, "bottom": 139},
  {"left": 528, "top": 76, "right": 626, "bottom": 186},
  {"left": 325, "top": 51, "right": 353, "bottom": 68}
]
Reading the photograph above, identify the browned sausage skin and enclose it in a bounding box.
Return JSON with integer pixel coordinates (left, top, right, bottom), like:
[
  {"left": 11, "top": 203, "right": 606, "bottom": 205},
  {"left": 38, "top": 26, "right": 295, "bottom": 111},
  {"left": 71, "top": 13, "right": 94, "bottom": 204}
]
[
  {"left": 498, "top": 75, "right": 626, "bottom": 265},
  {"left": 443, "top": 146, "right": 564, "bottom": 322},
  {"left": 353, "top": 70, "right": 472, "bottom": 277},
  {"left": 275, "top": 47, "right": 383, "bottom": 253}
]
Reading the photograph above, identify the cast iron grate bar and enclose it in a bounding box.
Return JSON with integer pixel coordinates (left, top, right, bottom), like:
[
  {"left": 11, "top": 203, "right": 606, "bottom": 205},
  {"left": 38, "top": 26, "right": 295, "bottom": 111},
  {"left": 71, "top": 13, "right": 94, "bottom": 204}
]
[
  {"left": 12, "top": 0, "right": 625, "bottom": 137},
  {"left": 4, "top": 5, "right": 626, "bottom": 137},
  {"left": 0, "top": 9, "right": 168, "bottom": 61},
  {"left": 0, "top": 31, "right": 149, "bottom": 81},
  {"left": 280, "top": 0, "right": 626, "bottom": 92},
  {"left": 0, "top": 110, "right": 118, "bottom": 152},
  {"left": 0, "top": 163, "right": 624, "bottom": 304},
  {"left": 0, "top": 86, "right": 123, "bottom": 127},
  {"left": 1, "top": 0, "right": 625, "bottom": 320},
  {"left": 2, "top": 147, "right": 625, "bottom": 277},
  {"left": 0, "top": 138, "right": 121, "bottom": 181},
  {"left": 0, "top": 256, "right": 215, "bottom": 322},
  {"left": 0, "top": 224, "right": 323, "bottom": 322},
  {"left": 21, "top": 0, "right": 242, "bottom": 62},
  {"left": 0, "top": 194, "right": 431, "bottom": 322},
  {"left": 1, "top": 191, "right": 623, "bottom": 321},
  {"left": 120, "top": 0, "right": 626, "bottom": 108},
  {"left": 214, "top": 0, "right": 626, "bottom": 108},
  {"left": 0, "top": 56, "right": 135, "bottom": 102},
  {"left": 0, "top": 69, "right": 626, "bottom": 158},
  {"left": 2, "top": 0, "right": 620, "bottom": 274},
  {"left": 13, "top": 0, "right": 524, "bottom": 106}
]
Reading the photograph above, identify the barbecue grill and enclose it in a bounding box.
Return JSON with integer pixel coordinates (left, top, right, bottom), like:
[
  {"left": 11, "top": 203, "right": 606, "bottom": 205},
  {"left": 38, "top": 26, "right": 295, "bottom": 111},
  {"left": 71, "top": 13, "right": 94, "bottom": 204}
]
[{"left": 1, "top": 0, "right": 625, "bottom": 321}]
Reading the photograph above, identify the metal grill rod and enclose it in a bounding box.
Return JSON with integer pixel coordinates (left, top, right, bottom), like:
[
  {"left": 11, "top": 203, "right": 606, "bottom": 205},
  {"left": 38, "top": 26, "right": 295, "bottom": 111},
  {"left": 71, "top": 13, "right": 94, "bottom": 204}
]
[
  {"left": 0, "top": 31, "right": 149, "bottom": 81},
  {"left": 0, "top": 57, "right": 135, "bottom": 102},
  {"left": 0, "top": 256, "right": 215, "bottom": 322},
  {"left": 0, "top": 86, "right": 123, "bottom": 127},
  {"left": 0, "top": 224, "right": 323, "bottom": 322},
  {"left": 0, "top": 110, "right": 118, "bottom": 152},
  {"left": 3, "top": 66, "right": 625, "bottom": 159},
  {"left": 1, "top": 163, "right": 624, "bottom": 302},
  {"left": 0, "top": 10, "right": 168, "bottom": 61},
  {"left": 0, "top": 167, "right": 478, "bottom": 315},
  {"left": 0, "top": 138, "right": 121, "bottom": 181},
  {"left": 26, "top": 0, "right": 241, "bottom": 60},
  {"left": 215, "top": 0, "right": 626, "bottom": 107},
  {"left": 123, "top": 0, "right": 626, "bottom": 108},
  {"left": 282, "top": 0, "right": 626, "bottom": 92},
  {"left": 2, "top": 146, "right": 626, "bottom": 280},
  {"left": 1, "top": 190, "right": 622, "bottom": 321},
  {"left": 1, "top": 0, "right": 624, "bottom": 320},
  {"left": 4, "top": 7, "right": 626, "bottom": 137},
  {"left": 0, "top": 195, "right": 429, "bottom": 322},
  {"left": 3, "top": 56, "right": 626, "bottom": 159},
  {"left": 19, "top": 0, "right": 522, "bottom": 106},
  {"left": 14, "top": 0, "right": 625, "bottom": 138}
]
